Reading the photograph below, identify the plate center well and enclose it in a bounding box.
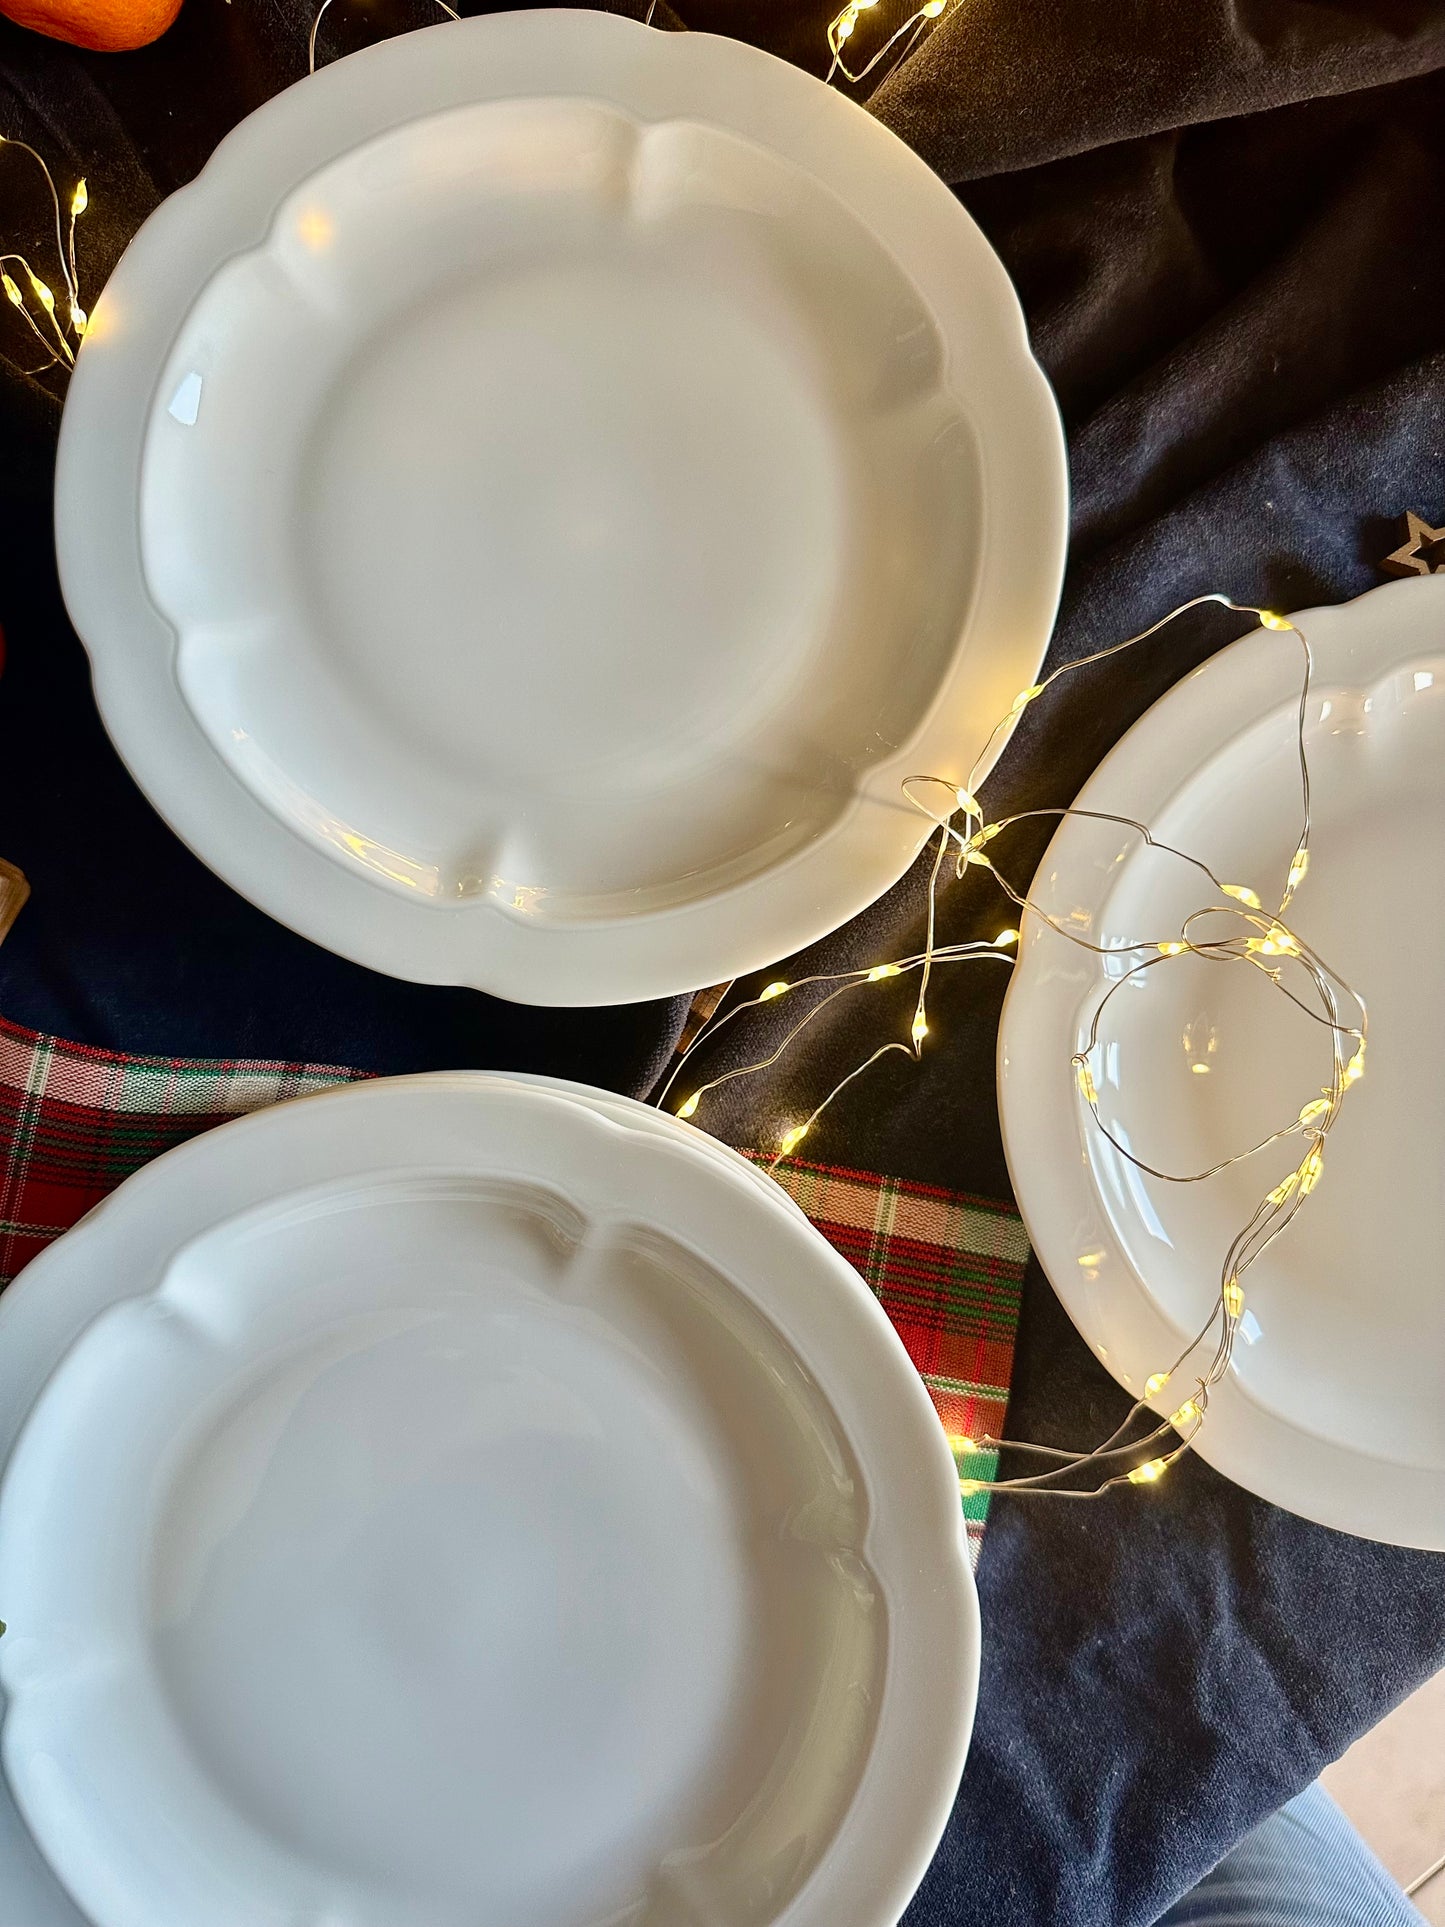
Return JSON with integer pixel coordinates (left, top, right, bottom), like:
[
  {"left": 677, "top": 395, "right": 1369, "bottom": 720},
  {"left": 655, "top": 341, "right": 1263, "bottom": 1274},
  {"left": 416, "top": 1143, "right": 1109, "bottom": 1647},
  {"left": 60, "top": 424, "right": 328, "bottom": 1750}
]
[
  {"left": 1093, "top": 663, "right": 1445, "bottom": 1465},
  {"left": 129, "top": 1183, "right": 882, "bottom": 1923},
  {"left": 139, "top": 98, "right": 980, "bottom": 912},
  {"left": 297, "top": 251, "right": 844, "bottom": 790}
]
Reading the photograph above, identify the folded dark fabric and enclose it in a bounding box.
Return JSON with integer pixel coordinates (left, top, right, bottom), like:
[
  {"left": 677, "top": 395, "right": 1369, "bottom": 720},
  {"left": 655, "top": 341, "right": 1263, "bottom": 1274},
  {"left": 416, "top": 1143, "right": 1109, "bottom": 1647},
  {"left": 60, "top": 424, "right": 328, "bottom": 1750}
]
[
  {"left": 681, "top": 9, "right": 1445, "bottom": 1924},
  {"left": 0, "top": 1, "right": 688, "bottom": 1089},
  {"left": 871, "top": 0, "right": 1445, "bottom": 181}
]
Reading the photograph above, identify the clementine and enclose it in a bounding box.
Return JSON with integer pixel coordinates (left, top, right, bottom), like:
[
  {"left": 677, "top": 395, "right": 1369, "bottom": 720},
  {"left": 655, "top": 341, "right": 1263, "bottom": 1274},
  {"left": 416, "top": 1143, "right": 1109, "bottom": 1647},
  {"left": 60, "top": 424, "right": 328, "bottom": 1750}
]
[{"left": 0, "top": 0, "right": 185, "bottom": 51}]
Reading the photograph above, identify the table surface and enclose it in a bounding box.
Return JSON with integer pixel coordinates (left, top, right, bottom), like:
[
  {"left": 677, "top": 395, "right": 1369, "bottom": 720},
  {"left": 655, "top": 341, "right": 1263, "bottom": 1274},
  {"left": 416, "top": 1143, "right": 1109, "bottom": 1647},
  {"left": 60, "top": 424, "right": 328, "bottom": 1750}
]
[{"left": 2, "top": 4, "right": 1444, "bottom": 1925}]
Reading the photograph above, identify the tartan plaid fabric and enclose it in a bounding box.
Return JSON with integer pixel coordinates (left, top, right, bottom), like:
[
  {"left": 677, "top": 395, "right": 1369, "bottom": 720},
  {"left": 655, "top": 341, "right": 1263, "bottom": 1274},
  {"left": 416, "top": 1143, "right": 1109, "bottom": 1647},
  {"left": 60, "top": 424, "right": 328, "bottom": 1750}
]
[
  {"left": 0, "top": 1018, "right": 363, "bottom": 1287},
  {"left": 0, "top": 1016, "right": 1025, "bottom": 1564},
  {"left": 768, "top": 1159, "right": 1026, "bottom": 1565}
]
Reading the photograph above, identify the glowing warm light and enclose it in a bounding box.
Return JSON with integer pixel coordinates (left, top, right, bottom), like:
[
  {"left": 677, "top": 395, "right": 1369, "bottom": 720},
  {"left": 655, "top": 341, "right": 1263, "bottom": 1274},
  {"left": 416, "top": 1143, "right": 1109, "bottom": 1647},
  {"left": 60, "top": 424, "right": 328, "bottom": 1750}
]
[
  {"left": 676, "top": 1093, "right": 700, "bottom": 1121},
  {"left": 648, "top": 590, "right": 1361, "bottom": 1513},
  {"left": 1248, "top": 925, "right": 1299, "bottom": 957},
  {"left": 1127, "top": 1458, "right": 1168, "bottom": 1484},
  {"left": 1, "top": 134, "right": 90, "bottom": 366},
  {"left": 759, "top": 981, "right": 789, "bottom": 1001},
  {"left": 296, "top": 206, "right": 333, "bottom": 250},
  {"left": 826, "top": 0, "right": 953, "bottom": 85}
]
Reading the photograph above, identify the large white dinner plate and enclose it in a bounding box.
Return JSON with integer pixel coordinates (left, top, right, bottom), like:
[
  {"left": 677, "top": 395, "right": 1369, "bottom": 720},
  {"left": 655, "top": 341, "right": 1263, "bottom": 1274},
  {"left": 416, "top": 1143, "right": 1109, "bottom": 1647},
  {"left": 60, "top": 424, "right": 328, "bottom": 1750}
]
[
  {"left": 998, "top": 574, "right": 1445, "bottom": 1547},
  {"left": 56, "top": 6, "right": 1065, "bottom": 1006},
  {"left": 0, "top": 1071, "right": 809, "bottom": 1927},
  {"left": 0, "top": 1074, "right": 978, "bottom": 1927}
]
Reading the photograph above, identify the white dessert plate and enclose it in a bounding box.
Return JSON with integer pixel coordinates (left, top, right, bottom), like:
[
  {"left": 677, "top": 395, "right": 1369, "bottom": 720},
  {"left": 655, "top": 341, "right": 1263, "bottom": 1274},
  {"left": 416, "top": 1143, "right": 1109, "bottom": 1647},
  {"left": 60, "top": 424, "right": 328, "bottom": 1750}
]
[
  {"left": 0, "top": 1074, "right": 978, "bottom": 1927},
  {"left": 999, "top": 574, "right": 1445, "bottom": 1547},
  {"left": 55, "top": 6, "right": 1065, "bottom": 1006}
]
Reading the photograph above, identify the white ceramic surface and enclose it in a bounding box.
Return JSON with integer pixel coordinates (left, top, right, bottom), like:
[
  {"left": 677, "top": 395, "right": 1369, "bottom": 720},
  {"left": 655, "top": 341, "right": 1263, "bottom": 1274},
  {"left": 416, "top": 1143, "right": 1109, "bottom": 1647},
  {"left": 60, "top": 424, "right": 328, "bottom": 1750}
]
[
  {"left": 998, "top": 574, "right": 1445, "bottom": 1547},
  {"left": 0, "top": 1075, "right": 978, "bottom": 1927},
  {"left": 55, "top": 7, "right": 1066, "bottom": 1005}
]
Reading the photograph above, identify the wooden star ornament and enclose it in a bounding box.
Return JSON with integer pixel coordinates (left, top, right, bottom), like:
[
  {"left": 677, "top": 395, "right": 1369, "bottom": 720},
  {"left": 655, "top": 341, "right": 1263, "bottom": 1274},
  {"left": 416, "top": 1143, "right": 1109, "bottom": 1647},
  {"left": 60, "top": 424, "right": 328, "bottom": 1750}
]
[{"left": 1381, "top": 510, "right": 1445, "bottom": 579}]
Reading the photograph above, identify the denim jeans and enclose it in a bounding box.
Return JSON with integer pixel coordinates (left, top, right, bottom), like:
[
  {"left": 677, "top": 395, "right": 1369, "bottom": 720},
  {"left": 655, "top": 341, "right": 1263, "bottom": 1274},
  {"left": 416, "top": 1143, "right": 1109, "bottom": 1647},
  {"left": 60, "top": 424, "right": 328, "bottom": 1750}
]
[{"left": 1158, "top": 1784, "right": 1428, "bottom": 1926}]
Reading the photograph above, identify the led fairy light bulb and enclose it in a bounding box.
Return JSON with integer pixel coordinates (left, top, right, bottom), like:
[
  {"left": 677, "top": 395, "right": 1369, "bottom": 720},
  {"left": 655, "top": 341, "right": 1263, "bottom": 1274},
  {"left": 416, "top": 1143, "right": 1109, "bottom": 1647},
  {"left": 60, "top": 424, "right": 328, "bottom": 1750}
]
[
  {"left": 652, "top": 590, "right": 1363, "bottom": 1504},
  {"left": 1, "top": 136, "right": 90, "bottom": 364},
  {"left": 826, "top": 0, "right": 954, "bottom": 85}
]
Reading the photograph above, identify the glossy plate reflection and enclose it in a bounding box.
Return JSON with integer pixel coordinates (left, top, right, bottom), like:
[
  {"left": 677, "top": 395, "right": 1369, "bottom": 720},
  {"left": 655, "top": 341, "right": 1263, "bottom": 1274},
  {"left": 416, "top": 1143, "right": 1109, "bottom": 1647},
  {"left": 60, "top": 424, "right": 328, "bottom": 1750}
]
[
  {"left": 0, "top": 1076, "right": 978, "bottom": 1927},
  {"left": 998, "top": 576, "right": 1445, "bottom": 1548},
  {"left": 56, "top": 8, "right": 1066, "bottom": 1003}
]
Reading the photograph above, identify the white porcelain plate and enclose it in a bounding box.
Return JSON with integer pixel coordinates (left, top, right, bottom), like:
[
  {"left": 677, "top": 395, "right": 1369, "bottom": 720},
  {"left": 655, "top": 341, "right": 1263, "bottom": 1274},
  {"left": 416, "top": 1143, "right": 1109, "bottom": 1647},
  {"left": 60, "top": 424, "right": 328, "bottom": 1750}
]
[
  {"left": 0, "top": 1075, "right": 978, "bottom": 1927},
  {"left": 55, "top": 7, "right": 1065, "bottom": 1005},
  {"left": 999, "top": 575, "right": 1445, "bottom": 1547}
]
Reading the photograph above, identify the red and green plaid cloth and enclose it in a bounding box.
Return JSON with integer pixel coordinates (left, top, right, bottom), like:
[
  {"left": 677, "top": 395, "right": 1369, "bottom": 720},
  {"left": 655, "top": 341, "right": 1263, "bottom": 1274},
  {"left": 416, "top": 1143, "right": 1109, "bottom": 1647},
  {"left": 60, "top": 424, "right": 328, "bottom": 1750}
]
[{"left": 0, "top": 1014, "right": 1026, "bottom": 1566}]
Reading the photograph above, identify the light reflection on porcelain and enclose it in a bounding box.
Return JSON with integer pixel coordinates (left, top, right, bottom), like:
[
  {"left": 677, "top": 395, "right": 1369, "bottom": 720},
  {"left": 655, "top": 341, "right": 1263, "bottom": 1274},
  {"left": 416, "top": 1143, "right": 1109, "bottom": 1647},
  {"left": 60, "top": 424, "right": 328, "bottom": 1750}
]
[
  {"left": 61, "top": 9, "right": 1064, "bottom": 1003},
  {"left": 0, "top": 1077, "right": 979, "bottom": 1927},
  {"left": 1001, "top": 582, "right": 1445, "bottom": 1547}
]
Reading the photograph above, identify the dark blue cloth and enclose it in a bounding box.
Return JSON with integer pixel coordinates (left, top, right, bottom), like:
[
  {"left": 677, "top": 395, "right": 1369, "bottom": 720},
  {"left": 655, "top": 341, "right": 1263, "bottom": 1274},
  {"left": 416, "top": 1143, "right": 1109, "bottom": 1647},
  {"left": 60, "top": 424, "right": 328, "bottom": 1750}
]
[
  {"left": 681, "top": 12, "right": 1445, "bottom": 1926},
  {"left": 2, "top": 7, "right": 1444, "bottom": 1927},
  {"left": 0, "top": 4, "right": 686, "bottom": 1088}
]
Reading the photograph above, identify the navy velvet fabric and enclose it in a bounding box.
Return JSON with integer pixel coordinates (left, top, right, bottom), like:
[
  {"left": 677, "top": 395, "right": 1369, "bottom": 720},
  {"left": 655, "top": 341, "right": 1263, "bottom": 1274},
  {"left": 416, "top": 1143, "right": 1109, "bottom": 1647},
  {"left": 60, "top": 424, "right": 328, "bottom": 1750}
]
[{"left": 2, "top": 5, "right": 1443, "bottom": 1924}]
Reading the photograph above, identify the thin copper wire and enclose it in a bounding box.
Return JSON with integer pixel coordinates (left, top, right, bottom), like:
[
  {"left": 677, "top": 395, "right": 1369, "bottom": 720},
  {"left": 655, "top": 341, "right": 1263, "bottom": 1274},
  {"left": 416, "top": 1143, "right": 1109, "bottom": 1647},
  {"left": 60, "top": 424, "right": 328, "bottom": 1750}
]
[
  {"left": 826, "top": 1, "right": 951, "bottom": 87},
  {"left": 0, "top": 137, "right": 73, "bottom": 305},
  {"left": 309, "top": 0, "right": 461, "bottom": 76},
  {"left": 0, "top": 136, "right": 86, "bottom": 372},
  {"left": 663, "top": 596, "right": 1368, "bottom": 1498}
]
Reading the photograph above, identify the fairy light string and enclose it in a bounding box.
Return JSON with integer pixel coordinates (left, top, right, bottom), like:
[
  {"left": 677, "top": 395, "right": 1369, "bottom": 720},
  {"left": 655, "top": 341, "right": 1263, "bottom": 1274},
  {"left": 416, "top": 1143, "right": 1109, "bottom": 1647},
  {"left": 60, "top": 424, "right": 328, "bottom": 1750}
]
[
  {"left": 0, "top": 19, "right": 1361, "bottom": 1503},
  {"left": 308, "top": 0, "right": 461, "bottom": 75},
  {"left": 663, "top": 594, "right": 1368, "bottom": 1500},
  {"left": 0, "top": 134, "right": 89, "bottom": 377},
  {"left": 2, "top": 0, "right": 940, "bottom": 380},
  {"left": 826, "top": 0, "right": 955, "bottom": 88}
]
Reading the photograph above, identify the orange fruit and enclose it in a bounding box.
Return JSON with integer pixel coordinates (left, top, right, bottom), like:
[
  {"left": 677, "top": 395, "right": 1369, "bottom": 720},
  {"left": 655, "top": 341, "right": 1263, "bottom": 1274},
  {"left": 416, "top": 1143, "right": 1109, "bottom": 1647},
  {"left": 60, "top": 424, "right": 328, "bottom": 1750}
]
[{"left": 0, "top": 0, "right": 184, "bottom": 51}]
